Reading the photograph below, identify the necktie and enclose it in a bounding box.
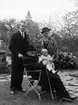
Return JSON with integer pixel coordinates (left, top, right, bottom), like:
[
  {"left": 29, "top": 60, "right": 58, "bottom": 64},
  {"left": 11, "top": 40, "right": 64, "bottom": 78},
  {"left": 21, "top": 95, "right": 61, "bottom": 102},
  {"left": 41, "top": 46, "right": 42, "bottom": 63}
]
[{"left": 22, "top": 32, "right": 25, "bottom": 38}]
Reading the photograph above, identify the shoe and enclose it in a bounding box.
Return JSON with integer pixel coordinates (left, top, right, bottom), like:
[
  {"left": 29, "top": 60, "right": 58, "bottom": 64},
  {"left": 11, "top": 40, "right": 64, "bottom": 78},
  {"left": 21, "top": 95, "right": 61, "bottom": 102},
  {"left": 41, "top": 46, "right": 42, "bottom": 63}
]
[
  {"left": 21, "top": 89, "right": 26, "bottom": 92},
  {"left": 52, "top": 90, "right": 56, "bottom": 94},
  {"left": 11, "top": 90, "right": 16, "bottom": 95},
  {"left": 17, "top": 88, "right": 26, "bottom": 92},
  {"left": 59, "top": 97, "right": 72, "bottom": 102},
  {"left": 40, "top": 87, "right": 47, "bottom": 93},
  {"left": 70, "top": 96, "right": 77, "bottom": 100},
  {"left": 40, "top": 90, "right": 46, "bottom": 94}
]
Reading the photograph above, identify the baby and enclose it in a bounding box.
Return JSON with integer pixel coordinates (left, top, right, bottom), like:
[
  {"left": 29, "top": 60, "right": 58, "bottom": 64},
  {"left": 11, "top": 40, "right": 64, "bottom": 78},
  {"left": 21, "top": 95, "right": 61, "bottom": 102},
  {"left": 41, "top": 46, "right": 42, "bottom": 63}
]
[{"left": 38, "top": 48, "right": 58, "bottom": 74}]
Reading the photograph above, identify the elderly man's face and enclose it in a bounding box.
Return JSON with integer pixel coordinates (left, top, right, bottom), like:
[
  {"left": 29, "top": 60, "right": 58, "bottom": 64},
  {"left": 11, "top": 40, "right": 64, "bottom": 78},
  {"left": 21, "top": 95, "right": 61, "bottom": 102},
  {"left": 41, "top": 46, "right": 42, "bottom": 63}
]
[{"left": 20, "top": 22, "right": 26, "bottom": 32}]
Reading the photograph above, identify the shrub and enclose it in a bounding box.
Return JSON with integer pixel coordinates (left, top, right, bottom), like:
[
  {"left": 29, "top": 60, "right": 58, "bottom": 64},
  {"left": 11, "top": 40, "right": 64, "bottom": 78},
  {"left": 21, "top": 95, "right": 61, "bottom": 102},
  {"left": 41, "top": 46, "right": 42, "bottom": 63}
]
[{"left": 54, "top": 52, "right": 76, "bottom": 70}]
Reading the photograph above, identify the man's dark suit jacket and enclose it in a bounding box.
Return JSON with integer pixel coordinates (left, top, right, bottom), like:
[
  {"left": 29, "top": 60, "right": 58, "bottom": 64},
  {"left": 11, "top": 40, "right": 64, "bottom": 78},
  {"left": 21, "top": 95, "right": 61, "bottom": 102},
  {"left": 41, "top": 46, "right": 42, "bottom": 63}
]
[
  {"left": 9, "top": 31, "right": 38, "bottom": 68},
  {"left": 9, "top": 31, "right": 34, "bottom": 56}
]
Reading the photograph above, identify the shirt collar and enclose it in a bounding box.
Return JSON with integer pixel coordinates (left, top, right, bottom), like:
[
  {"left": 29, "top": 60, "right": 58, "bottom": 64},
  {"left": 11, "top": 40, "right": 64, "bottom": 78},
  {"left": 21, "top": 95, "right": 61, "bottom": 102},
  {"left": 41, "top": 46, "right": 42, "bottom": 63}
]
[{"left": 19, "top": 30, "right": 25, "bottom": 34}]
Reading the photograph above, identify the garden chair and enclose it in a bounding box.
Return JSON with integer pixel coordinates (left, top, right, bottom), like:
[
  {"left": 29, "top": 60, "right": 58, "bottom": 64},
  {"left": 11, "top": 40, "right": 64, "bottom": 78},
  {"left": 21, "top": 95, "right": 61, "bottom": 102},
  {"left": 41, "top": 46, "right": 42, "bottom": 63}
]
[{"left": 23, "top": 56, "right": 54, "bottom": 100}]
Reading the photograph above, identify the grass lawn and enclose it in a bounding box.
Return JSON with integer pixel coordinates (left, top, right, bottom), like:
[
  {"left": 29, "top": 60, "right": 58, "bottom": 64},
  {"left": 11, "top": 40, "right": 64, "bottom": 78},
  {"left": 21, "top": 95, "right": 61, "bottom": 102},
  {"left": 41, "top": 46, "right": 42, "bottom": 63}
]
[{"left": 0, "top": 74, "right": 78, "bottom": 105}]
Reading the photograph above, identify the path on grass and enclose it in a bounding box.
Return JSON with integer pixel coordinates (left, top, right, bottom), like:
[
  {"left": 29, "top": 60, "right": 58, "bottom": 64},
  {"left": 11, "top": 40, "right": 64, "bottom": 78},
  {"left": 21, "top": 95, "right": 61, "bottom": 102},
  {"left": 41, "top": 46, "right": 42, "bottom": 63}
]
[{"left": 0, "top": 70, "right": 78, "bottom": 97}]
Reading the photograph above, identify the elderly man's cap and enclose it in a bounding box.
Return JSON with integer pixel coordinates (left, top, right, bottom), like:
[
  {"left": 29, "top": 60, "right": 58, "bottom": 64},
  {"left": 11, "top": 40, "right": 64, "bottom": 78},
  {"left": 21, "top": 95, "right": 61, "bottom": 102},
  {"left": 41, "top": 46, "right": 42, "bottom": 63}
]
[{"left": 41, "top": 27, "right": 51, "bottom": 34}]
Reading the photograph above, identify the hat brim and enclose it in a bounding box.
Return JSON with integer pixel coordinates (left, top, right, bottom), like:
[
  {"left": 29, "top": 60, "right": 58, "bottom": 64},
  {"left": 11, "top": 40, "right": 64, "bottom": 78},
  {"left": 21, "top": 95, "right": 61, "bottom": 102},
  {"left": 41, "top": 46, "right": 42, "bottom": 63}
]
[{"left": 41, "top": 29, "right": 51, "bottom": 34}]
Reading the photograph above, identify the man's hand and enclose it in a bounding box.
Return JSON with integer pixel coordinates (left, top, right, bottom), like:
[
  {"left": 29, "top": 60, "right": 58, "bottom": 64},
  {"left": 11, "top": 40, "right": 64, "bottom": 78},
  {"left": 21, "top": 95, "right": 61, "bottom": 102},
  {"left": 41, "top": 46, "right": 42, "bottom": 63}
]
[{"left": 18, "top": 53, "right": 23, "bottom": 58}]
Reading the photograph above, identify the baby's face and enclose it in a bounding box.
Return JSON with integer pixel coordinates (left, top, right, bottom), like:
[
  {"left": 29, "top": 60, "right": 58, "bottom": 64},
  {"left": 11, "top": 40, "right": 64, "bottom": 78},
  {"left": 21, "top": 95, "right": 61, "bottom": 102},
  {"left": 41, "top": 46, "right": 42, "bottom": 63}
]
[{"left": 42, "top": 52, "right": 48, "bottom": 56}]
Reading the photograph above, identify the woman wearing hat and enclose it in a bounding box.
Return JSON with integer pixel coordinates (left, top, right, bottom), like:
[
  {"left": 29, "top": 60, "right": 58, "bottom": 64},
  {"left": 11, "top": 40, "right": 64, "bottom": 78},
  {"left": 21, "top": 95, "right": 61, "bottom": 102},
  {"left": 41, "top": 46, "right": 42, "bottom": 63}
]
[
  {"left": 37, "top": 27, "right": 77, "bottom": 102},
  {"left": 37, "top": 27, "right": 58, "bottom": 56}
]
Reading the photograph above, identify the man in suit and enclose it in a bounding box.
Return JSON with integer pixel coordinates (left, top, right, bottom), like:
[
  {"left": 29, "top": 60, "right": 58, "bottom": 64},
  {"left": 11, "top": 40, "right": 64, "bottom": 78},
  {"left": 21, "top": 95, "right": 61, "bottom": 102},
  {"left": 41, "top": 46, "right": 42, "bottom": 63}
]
[{"left": 9, "top": 21, "right": 35, "bottom": 94}]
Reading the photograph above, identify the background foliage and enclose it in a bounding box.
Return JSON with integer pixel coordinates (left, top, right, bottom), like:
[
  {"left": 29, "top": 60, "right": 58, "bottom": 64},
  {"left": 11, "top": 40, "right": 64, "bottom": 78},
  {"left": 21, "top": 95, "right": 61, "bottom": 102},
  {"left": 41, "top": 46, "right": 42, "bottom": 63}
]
[{"left": 1, "top": 11, "right": 78, "bottom": 72}]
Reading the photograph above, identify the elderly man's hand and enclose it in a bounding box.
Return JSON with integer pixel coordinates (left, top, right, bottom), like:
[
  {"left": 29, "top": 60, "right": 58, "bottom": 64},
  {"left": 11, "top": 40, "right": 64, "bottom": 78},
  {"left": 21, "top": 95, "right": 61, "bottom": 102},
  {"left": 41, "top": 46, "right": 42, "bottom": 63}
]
[
  {"left": 18, "top": 53, "right": 23, "bottom": 58},
  {"left": 26, "top": 51, "right": 36, "bottom": 56}
]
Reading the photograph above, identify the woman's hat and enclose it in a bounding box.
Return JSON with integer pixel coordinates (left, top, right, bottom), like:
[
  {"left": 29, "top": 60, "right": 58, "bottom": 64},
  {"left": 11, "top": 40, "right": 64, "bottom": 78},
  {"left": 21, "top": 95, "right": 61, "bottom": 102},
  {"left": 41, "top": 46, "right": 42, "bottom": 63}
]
[{"left": 41, "top": 27, "right": 51, "bottom": 34}]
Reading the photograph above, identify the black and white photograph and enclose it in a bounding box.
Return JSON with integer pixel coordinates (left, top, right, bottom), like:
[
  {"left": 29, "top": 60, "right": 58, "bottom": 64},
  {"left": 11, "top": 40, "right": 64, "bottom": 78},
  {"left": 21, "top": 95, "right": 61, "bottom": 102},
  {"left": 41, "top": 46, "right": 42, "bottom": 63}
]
[{"left": 0, "top": 0, "right": 78, "bottom": 104}]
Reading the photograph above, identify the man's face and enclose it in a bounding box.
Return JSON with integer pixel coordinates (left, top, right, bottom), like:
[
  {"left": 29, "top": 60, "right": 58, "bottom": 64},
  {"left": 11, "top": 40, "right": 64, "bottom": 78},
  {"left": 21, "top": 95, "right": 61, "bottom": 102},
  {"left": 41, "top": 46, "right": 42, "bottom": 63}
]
[{"left": 20, "top": 22, "right": 26, "bottom": 32}]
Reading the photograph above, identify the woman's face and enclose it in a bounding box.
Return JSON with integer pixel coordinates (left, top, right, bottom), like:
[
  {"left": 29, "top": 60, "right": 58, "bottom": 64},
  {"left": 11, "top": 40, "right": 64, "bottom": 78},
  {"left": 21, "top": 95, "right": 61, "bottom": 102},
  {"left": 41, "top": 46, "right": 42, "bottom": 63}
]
[{"left": 43, "top": 31, "right": 50, "bottom": 37}]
